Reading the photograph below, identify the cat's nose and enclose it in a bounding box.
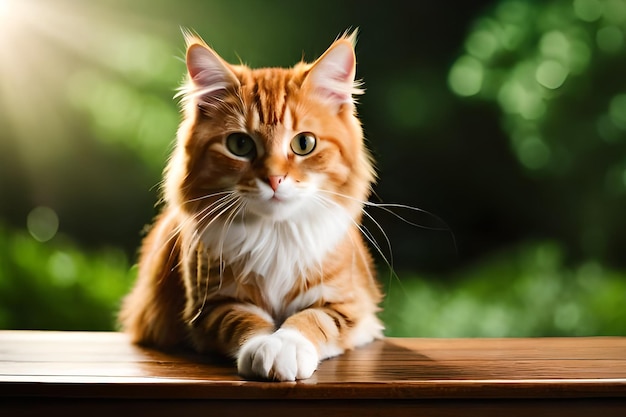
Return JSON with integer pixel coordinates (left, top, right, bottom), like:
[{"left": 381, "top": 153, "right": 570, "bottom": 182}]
[{"left": 267, "top": 175, "right": 286, "bottom": 192}]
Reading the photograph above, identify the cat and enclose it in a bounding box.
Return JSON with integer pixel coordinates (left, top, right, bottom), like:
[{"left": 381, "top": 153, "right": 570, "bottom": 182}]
[{"left": 119, "top": 30, "right": 384, "bottom": 381}]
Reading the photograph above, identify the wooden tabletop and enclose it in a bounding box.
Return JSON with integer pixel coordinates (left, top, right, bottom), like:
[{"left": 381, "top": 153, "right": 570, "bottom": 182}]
[{"left": 1, "top": 331, "right": 625, "bottom": 416}]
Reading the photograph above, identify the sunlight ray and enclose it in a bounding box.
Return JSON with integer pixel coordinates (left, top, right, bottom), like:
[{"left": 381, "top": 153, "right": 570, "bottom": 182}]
[{"left": 0, "top": 0, "right": 178, "bottom": 183}]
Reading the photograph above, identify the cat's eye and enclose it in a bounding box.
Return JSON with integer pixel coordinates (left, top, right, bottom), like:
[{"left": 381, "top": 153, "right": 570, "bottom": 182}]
[
  {"left": 290, "top": 133, "right": 317, "bottom": 156},
  {"left": 226, "top": 133, "right": 256, "bottom": 158}
]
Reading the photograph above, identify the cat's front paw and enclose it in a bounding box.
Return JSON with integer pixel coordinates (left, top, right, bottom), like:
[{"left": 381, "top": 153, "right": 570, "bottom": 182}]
[{"left": 237, "top": 329, "right": 319, "bottom": 381}]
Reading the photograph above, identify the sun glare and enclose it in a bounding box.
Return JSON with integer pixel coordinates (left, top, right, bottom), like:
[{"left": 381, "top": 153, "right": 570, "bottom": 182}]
[
  {"left": 0, "top": 0, "right": 9, "bottom": 17},
  {"left": 0, "top": 0, "right": 18, "bottom": 27},
  {"left": 0, "top": 0, "right": 98, "bottom": 172},
  {"left": 0, "top": 0, "right": 176, "bottom": 178}
]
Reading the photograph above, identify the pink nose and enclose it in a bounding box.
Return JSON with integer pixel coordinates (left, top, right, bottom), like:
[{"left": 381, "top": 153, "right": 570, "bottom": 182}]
[{"left": 267, "top": 175, "right": 285, "bottom": 192}]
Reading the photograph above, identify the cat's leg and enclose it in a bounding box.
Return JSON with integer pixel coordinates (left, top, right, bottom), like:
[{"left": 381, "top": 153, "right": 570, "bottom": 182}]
[
  {"left": 237, "top": 305, "right": 382, "bottom": 381},
  {"left": 283, "top": 304, "right": 382, "bottom": 356},
  {"left": 188, "top": 299, "right": 322, "bottom": 381},
  {"left": 186, "top": 301, "right": 278, "bottom": 362}
]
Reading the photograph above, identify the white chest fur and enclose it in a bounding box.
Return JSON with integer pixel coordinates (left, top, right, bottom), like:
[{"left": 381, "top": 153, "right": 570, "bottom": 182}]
[{"left": 200, "top": 204, "right": 352, "bottom": 317}]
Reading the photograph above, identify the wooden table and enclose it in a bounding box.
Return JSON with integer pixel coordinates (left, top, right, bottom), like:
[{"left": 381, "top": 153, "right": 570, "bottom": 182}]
[{"left": 1, "top": 331, "right": 625, "bottom": 416}]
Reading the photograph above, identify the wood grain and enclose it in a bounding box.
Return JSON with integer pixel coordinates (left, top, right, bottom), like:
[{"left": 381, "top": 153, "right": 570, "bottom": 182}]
[{"left": 1, "top": 331, "right": 625, "bottom": 416}]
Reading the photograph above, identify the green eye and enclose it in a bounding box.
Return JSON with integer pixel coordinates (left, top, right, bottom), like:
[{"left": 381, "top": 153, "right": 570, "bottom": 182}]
[
  {"left": 291, "top": 132, "right": 317, "bottom": 156},
  {"left": 226, "top": 133, "right": 256, "bottom": 158}
]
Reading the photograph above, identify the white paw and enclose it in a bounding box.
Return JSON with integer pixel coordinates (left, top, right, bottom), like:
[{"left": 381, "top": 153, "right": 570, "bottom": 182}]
[{"left": 237, "top": 329, "right": 319, "bottom": 381}]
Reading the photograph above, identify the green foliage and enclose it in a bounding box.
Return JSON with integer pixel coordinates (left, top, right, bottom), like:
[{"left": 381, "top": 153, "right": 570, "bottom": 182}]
[
  {"left": 449, "top": 0, "right": 626, "bottom": 175},
  {"left": 448, "top": 0, "right": 626, "bottom": 265},
  {"left": 381, "top": 241, "right": 626, "bottom": 337},
  {"left": 0, "top": 224, "right": 135, "bottom": 330}
]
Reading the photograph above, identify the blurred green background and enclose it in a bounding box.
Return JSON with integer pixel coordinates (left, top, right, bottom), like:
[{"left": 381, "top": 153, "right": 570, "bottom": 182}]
[{"left": 0, "top": 0, "right": 624, "bottom": 336}]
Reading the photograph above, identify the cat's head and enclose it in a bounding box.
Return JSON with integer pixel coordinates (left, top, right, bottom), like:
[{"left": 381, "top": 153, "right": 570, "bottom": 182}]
[{"left": 166, "top": 31, "right": 375, "bottom": 224}]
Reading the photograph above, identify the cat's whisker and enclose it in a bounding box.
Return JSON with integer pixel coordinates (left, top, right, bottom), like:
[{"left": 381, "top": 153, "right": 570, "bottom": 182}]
[
  {"left": 185, "top": 190, "right": 235, "bottom": 204},
  {"left": 156, "top": 191, "right": 235, "bottom": 253},
  {"left": 361, "top": 209, "right": 395, "bottom": 267},
  {"left": 191, "top": 193, "right": 237, "bottom": 228},
  {"left": 191, "top": 196, "right": 244, "bottom": 323},
  {"left": 217, "top": 199, "right": 244, "bottom": 278},
  {"left": 157, "top": 192, "right": 237, "bottom": 274},
  {"left": 189, "top": 194, "right": 241, "bottom": 254},
  {"left": 180, "top": 199, "right": 239, "bottom": 281},
  {"left": 320, "top": 189, "right": 456, "bottom": 249},
  {"left": 310, "top": 195, "right": 368, "bottom": 284},
  {"left": 315, "top": 193, "right": 394, "bottom": 269},
  {"left": 372, "top": 202, "right": 458, "bottom": 255},
  {"left": 312, "top": 194, "right": 394, "bottom": 279},
  {"left": 330, "top": 190, "right": 453, "bottom": 231}
]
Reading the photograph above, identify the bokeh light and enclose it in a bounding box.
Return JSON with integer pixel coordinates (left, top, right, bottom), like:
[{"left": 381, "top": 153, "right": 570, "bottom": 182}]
[
  {"left": 26, "top": 207, "right": 59, "bottom": 243},
  {"left": 596, "top": 25, "right": 624, "bottom": 52},
  {"left": 449, "top": 0, "right": 626, "bottom": 178},
  {"left": 574, "top": 0, "right": 604, "bottom": 22},
  {"left": 48, "top": 251, "right": 78, "bottom": 287},
  {"left": 609, "top": 93, "right": 626, "bottom": 130},
  {"left": 535, "top": 60, "right": 569, "bottom": 89},
  {"left": 448, "top": 56, "right": 484, "bottom": 97}
]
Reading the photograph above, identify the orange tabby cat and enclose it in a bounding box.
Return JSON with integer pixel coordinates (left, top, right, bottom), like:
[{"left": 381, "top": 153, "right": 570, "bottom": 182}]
[{"left": 119, "top": 31, "right": 383, "bottom": 381}]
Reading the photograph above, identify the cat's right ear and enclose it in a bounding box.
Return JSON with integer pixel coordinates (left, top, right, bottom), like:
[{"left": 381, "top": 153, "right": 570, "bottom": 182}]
[
  {"left": 185, "top": 41, "right": 239, "bottom": 107},
  {"left": 303, "top": 33, "right": 363, "bottom": 112}
]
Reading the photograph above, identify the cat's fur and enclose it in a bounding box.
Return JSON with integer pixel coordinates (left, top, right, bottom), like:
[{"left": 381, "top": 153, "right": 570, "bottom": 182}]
[{"left": 119, "top": 31, "right": 383, "bottom": 381}]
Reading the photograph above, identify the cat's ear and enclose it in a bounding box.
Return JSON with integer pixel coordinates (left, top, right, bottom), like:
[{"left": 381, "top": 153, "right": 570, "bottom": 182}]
[
  {"left": 184, "top": 35, "right": 239, "bottom": 107},
  {"left": 304, "top": 33, "right": 363, "bottom": 110}
]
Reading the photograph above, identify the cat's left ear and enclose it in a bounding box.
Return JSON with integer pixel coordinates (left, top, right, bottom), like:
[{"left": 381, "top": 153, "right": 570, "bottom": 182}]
[
  {"left": 304, "top": 32, "right": 363, "bottom": 110},
  {"left": 184, "top": 34, "right": 240, "bottom": 108}
]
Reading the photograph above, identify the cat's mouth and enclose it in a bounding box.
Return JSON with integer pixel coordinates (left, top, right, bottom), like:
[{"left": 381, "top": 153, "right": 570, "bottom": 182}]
[
  {"left": 265, "top": 192, "right": 292, "bottom": 207},
  {"left": 243, "top": 192, "right": 303, "bottom": 221}
]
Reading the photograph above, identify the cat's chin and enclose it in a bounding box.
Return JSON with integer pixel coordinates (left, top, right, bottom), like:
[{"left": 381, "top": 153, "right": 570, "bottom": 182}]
[{"left": 245, "top": 197, "right": 307, "bottom": 223}]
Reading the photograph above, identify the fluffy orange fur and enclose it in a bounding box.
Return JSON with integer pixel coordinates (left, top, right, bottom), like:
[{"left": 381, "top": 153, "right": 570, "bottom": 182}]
[{"left": 119, "top": 31, "right": 383, "bottom": 381}]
